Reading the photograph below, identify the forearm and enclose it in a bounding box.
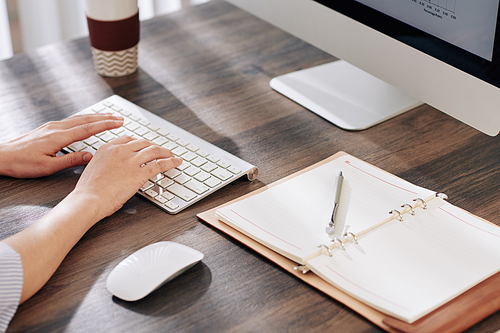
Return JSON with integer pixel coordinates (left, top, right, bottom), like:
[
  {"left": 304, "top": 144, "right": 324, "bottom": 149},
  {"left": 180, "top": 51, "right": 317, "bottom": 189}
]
[
  {"left": 3, "top": 191, "right": 102, "bottom": 303},
  {"left": 0, "top": 143, "right": 16, "bottom": 177}
]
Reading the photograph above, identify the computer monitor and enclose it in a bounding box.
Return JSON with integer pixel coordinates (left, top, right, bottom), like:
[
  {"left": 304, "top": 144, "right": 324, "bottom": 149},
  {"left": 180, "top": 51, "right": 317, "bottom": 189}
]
[{"left": 225, "top": 0, "right": 500, "bottom": 136}]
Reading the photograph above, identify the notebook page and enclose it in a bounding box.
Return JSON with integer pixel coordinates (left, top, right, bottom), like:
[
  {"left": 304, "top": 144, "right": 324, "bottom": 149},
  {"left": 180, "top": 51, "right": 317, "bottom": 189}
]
[
  {"left": 306, "top": 199, "right": 500, "bottom": 323},
  {"left": 216, "top": 154, "right": 434, "bottom": 263}
]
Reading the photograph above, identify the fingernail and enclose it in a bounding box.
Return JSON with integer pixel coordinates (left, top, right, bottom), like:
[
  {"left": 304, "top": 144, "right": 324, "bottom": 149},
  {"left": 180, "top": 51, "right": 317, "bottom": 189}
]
[
  {"left": 176, "top": 157, "right": 183, "bottom": 164},
  {"left": 83, "top": 152, "right": 92, "bottom": 162}
]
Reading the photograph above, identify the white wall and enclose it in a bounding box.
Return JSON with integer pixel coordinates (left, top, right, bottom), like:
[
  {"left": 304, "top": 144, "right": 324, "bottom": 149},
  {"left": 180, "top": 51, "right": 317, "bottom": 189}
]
[
  {"left": 0, "top": 0, "right": 211, "bottom": 60},
  {"left": 0, "top": 0, "right": 13, "bottom": 60}
]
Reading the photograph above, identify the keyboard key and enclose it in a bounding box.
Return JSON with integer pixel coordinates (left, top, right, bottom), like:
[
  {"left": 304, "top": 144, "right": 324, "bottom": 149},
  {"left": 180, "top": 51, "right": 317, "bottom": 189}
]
[
  {"left": 140, "top": 181, "right": 154, "bottom": 192},
  {"left": 228, "top": 166, "right": 242, "bottom": 175},
  {"left": 149, "top": 173, "right": 164, "bottom": 183},
  {"left": 182, "top": 151, "right": 198, "bottom": 162},
  {"left": 119, "top": 109, "right": 132, "bottom": 117},
  {"left": 174, "top": 174, "right": 191, "bottom": 184},
  {"left": 143, "top": 131, "right": 159, "bottom": 141},
  {"left": 191, "top": 156, "right": 207, "bottom": 167},
  {"left": 177, "top": 160, "right": 191, "bottom": 171},
  {"left": 204, "top": 176, "right": 222, "bottom": 188},
  {"left": 157, "top": 128, "right": 169, "bottom": 136},
  {"left": 145, "top": 188, "right": 159, "bottom": 198},
  {"left": 185, "top": 179, "right": 209, "bottom": 195},
  {"left": 184, "top": 166, "right": 201, "bottom": 177},
  {"left": 167, "top": 133, "right": 179, "bottom": 141},
  {"left": 152, "top": 136, "right": 168, "bottom": 146},
  {"left": 155, "top": 195, "right": 168, "bottom": 204},
  {"left": 129, "top": 114, "right": 140, "bottom": 121},
  {"left": 119, "top": 129, "right": 134, "bottom": 137},
  {"left": 211, "top": 167, "right": 233, "bottom": 181},
  {"left": 99, "top": 132, "right": 117, "bottom": 142},
  {"left": 176, "top": 139, "right": 189, "bottom": 147},
  {"left": 158, "top": 178, "right": 175, "bottom": 188},
  {"left": 194, "top": 171, "right": 210, "bottom": 182},
  {"left": 161, "top": 191, "right": 175, "bottom": 200},
  {"left": 217, "top": 160, "right": 231, "bottom": 168},
  {"left": 125, "top": 122, "right": 140, "bottom": 131},
  {"left": 110, "top": 127, "right": 125, "bottom": 135},
  {"left": 103, "top": 101, "right": 113, "bottom": 107},
  {"left": 83, "top": 136, "right": 99, "bottom": 146},
  {"left": 164, "top": 169, "right": 181, "bottom": 179},
  {"left": 163, "top": 141, "right": 178, "bottom": 151},
  {"left": 68, "top": 141, "right": 87, "bottom": 152},
  {"left": 165, "top": 201, "right": 179, "bottom": 210},
  {"left": 92, "top": 140, "right": 105, "bottom": 150},
  {"left": 196, "top": 149, "right": 210, "bottom": 157},
  {"left": 94, "top": 131, "right": 106, "bottom": 137},
  {"left": 186, "top": 144, "right": 199, "bottom": 152},
  {"left": 171, "top": 147, "right": 188, "bottom": 156},
  {"left": 138, "top": 118, "right": 150, "bottom": 126},
  {"left": 92, "top": 104, "right": 106, "bottom": 112},
  {"left": 207, "top": 155, "right": 220, "bottom": 163},
  {"left": 201, "top": 162, "right": 217, "bottom": 173},
  {"left": 110, "top": 105, "right": 122, "bottom": 112},
  {"left": 148, "top": 124, "right": 160, "bottom": 131},
  {"left": 134, "top": 126, "right": 150, "bottom": 136},
  {"left": 167, "top": 183, "right": 197, "bottom": 202}
]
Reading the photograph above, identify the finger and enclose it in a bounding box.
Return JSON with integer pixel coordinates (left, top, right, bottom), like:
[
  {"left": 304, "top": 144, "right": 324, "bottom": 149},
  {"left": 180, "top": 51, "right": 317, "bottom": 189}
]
[
  {"left": 63, "top": 117, "right": 124, "bottom": 144},
  {"left": 44, "top": 151, "right": 93, "bottom": 174},
  {"left": 106, "top": 135, "right": 136, "bottom": 145},
  {"left": 136, "top": 144, "right": 175, "bottom": 163},
  {"left": 141, "top": 157, "right": 183, "bottom": 176},
  {"left": 125, "top": 138, "right": 156, "bottom": 152},
  {"left": 60, "top": 113, "right": 123, "bottom": 129}
]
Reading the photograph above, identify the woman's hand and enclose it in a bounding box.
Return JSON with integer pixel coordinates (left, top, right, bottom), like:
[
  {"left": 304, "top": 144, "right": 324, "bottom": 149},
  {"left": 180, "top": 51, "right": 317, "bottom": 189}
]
[
  {"left": 0, "top": 113, "right": 124, "bottom": 178},
  {"left": 70, "top": 136, "right": 182, "bottom": 220}
]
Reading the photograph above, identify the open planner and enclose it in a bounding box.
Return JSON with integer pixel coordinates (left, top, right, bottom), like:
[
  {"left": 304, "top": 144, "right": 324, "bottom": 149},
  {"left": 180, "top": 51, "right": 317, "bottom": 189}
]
[{"left": 198, "top": 152, "right": 500, "bottom": 332}]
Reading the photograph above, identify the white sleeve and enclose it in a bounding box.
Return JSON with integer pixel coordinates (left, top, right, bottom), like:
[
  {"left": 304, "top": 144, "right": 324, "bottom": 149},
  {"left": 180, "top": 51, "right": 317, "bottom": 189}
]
[{"left": 0, "top": 242, "right": 23, "bottom": 333}]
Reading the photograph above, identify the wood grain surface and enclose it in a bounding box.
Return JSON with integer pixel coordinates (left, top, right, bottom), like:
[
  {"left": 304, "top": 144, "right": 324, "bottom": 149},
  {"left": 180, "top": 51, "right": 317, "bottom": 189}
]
[{"left": 0, "top": 1, "right": 499, "bottom": 332}]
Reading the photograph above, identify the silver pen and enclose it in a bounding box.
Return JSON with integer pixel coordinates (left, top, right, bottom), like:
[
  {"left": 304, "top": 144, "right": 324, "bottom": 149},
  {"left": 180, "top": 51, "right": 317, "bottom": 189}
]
[{"left": 325, "top": 171, "right": 344, "bottom": 236}]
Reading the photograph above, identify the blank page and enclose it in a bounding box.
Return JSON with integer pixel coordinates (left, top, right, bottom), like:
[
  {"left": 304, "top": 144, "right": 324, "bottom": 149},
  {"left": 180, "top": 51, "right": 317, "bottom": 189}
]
[
  {"left": 306, "top": 199, "right": 500, "bottom": 323},
  {"left": 216, "top": 154, "right": 435, "bottom": 263}
]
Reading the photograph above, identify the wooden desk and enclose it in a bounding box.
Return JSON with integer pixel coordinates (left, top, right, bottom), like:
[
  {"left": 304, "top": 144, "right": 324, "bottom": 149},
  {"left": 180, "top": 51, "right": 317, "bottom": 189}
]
[{"left": 1, "top": 1, "right": 499, "bottom": 332}]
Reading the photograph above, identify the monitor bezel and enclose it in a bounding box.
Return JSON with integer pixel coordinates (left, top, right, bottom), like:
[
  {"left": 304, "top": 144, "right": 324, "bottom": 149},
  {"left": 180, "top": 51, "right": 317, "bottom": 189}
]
[{"left": 314, "top": 1, "right": 500, "bottom": 92}]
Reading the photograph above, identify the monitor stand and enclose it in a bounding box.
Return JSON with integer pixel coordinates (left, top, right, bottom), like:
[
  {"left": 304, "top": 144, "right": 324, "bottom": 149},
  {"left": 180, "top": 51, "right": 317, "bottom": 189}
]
[{"left": 270, "top": 60, "right": 423, "bottom": 130}]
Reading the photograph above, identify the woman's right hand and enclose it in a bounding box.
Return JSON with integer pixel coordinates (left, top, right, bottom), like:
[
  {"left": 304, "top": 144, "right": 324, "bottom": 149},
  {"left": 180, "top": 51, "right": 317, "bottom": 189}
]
[{"left": 70, "top": 136, "right": 182, "bottom": 221}]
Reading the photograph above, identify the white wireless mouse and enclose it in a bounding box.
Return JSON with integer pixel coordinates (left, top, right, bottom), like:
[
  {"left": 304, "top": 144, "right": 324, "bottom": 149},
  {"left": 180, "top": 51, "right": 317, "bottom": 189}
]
[{"left": 106, "top": 241, "right": 204, "bottom": 301}]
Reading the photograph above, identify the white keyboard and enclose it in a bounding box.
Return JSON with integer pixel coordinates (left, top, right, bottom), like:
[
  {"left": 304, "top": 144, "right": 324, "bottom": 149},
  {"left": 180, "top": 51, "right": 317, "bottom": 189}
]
[{"left": 63, "top": 95, "right": 258, "bottom": 214}]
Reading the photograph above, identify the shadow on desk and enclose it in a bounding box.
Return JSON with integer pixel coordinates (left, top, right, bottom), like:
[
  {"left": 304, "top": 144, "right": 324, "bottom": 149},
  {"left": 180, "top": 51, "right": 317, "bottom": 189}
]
[{"left": 100, "top": 68, "right": 247, "bottom": 161}]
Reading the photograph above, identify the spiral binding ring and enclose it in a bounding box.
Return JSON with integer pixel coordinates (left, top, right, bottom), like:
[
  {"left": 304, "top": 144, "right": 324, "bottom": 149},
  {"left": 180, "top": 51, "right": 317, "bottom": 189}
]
[
  {"left": 344, "top": 231, "right": 358, "bottom": 244},
  {"left": 318, "top": 244, "right": 333, "bottom": 257},
  {"left": 413, "top": 198, "right": 427, "bottom": 209},
  {"left": 401, "top": 203, "right": 415, "bottom": 215},
  {"left": 293, "top": 265, "right": 309, "bottom": 274},
  {"left": 436, "top": 193, "right": 448, "bottom": 200},
  {"left": 389, "top": 209, "right": 403, "bottom": 221},
  {"left": 331, "top": 238, "right": 346, "bottom": 250}
]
